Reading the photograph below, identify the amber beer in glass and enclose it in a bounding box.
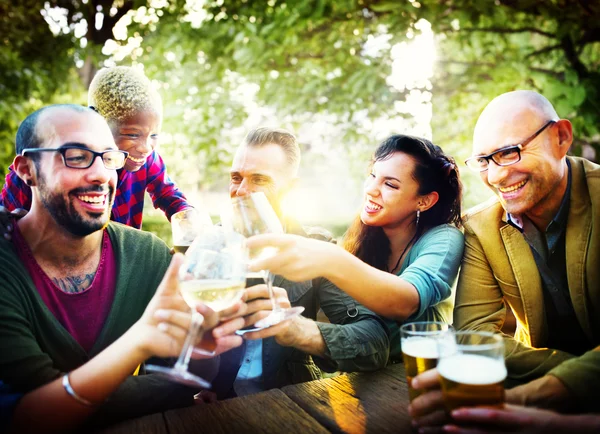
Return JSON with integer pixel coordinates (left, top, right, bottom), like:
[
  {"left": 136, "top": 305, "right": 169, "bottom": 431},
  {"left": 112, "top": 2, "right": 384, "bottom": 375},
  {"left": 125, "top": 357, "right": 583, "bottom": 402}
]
[
  {"left": 437, "top": 331, "right": 506, "bottom": 411},
  {"left": 400, "top": 321, "right": 451, "bottom": 401}
]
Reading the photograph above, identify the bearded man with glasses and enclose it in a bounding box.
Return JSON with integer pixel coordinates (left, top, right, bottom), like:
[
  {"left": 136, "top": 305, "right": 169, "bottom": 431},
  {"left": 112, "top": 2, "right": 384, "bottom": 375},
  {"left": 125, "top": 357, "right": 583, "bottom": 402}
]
[
  {"left": 454, "top": 90, "right": 600, "bottom": 412},
  {"left": 0, "top": 105, "right": 246, "bottom": 431}
]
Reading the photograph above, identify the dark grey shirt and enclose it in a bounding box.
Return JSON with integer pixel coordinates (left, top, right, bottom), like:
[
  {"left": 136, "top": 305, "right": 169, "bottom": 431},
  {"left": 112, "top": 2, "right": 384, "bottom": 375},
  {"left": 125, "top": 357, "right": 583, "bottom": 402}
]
[{"left": 508, "top": 161, "right": 589, "bottom": 355}]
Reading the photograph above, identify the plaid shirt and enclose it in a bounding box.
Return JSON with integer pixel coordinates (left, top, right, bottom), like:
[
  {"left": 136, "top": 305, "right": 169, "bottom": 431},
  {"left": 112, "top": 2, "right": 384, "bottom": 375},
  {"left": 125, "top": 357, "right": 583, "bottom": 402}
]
[{"left": 0, "top": 150, "right": 190, "bottom": 229}]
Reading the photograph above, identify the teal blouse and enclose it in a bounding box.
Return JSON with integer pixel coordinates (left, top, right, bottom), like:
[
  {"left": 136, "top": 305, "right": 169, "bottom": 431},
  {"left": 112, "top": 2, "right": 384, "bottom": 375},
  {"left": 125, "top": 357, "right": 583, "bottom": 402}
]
[{"left": 389, "top": 224, "right": 464, "bottom": 359}]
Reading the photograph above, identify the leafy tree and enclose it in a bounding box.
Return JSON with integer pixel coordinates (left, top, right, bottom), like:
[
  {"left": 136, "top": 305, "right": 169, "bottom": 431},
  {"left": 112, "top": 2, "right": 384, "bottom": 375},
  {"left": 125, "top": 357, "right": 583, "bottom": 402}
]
[
  {"left": 0, "top": 0, "right": 182, "bottom": 178},
  {"left": 2, "top": 0, "right": 598, "bottom": 211},
  {"left": 138, "top": 0, "right": 599, "bottom": 206},
  {"left": 0, "top": 0, "right": 75, "bottom": 176}
]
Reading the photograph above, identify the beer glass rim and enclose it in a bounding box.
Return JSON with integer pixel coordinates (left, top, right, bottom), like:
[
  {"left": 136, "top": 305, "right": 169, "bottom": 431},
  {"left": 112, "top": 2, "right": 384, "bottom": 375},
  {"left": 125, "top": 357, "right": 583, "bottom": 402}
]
[
  {"left": 400, "top": 321, "right": 452, "bottom": 336},
  {"left": 449, "top": 330, "right": 503, "bottom": 351}
]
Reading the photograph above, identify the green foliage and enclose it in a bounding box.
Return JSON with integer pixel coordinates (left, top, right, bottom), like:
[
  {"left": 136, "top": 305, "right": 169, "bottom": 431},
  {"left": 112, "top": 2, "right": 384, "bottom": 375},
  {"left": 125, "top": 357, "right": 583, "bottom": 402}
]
[
  {"left": 141, "top": 213, "right": 173, "bottom": 246},
  {"left": 1, "top": 0, "right": 599, "bottom": 215},
  {"left": 0, "top": 0, "right": 75, "bottom": 177}
]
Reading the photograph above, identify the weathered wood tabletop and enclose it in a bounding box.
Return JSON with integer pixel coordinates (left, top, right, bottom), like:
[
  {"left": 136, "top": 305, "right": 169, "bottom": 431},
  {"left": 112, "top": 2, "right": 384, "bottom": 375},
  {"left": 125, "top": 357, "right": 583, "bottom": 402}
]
[{"left": 97, "top": 363, "right": 411, "bottom": 434}]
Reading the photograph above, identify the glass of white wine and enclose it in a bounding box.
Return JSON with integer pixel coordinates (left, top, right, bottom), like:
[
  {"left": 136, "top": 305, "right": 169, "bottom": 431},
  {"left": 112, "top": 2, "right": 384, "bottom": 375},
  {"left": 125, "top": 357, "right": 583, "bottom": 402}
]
[
  {"left": 146, "top": 227, "right": 248, "bottom": 388},
  {"left": 231, "top": 192, "right": 304, "bottom": 329}
]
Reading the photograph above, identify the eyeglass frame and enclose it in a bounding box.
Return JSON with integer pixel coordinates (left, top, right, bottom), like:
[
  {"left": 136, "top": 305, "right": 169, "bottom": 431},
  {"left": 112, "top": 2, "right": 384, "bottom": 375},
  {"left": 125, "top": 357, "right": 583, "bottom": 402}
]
[
  {"left": 464, "top": 120, "right": 556, "bottom": 172},
  {"left": 21, "top": 145, "right": 129, "bottom": 170}
]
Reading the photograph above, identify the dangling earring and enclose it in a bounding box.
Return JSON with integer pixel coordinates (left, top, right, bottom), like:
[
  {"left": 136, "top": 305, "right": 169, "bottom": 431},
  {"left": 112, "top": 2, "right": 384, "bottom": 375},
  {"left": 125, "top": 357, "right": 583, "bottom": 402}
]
[{"left": 416, "top": 209, "right": 420, "bottom": 227}]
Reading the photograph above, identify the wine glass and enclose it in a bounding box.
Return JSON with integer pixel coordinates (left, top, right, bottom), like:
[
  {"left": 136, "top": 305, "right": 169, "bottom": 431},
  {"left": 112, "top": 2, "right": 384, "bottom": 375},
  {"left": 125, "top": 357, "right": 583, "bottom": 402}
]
[
  {"left": 231, "top": 192, "right": 305, "bottom": 328},
  {"left": 171, "top": 209, "right": 213, "bottom": 254},
  {"left": 146, "top": 227, "right": 248, "bottom": 388}
]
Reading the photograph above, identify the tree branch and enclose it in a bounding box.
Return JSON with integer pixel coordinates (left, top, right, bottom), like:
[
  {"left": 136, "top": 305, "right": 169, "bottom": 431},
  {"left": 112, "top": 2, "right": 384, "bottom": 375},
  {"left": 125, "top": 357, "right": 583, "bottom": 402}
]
[
  {"left": 579, "top": 29, "right": 600, "bottom": 45},
  {"left": 528, "top": 67, "right": 564, "bottom": 80},
  {"left": 560, "top": 36, "right": 589, "bottom": 78},
  {"left": 526, "top": 44, "right": 561, "bottom": 58},
  {"left": 437, "top": 60, "right": 496, "bottom": 68},
  {"left": 462, "top": 26, "right": 555, "bottom": 38}
]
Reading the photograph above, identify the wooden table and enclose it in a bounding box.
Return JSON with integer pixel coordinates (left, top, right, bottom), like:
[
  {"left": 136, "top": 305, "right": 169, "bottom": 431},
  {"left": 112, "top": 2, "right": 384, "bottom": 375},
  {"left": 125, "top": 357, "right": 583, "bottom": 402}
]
[{"left": 97, "top": 363, "right": 411, "bottom": 434}]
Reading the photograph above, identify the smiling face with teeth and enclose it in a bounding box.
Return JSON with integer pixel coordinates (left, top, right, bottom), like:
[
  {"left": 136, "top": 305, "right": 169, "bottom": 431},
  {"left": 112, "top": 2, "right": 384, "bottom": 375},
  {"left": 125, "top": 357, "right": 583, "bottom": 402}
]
[
  {"left": 472, "top": 91, "right": 572, "bottom": 227},
  {"left": 360, "top": 152, "right": 423, "bottom": 231},
  {"left": 110, "top": 110, "right": 161, "bottom": 172},
  {"left": 27, "top": 107, "right": 118, "bottom": 237}
]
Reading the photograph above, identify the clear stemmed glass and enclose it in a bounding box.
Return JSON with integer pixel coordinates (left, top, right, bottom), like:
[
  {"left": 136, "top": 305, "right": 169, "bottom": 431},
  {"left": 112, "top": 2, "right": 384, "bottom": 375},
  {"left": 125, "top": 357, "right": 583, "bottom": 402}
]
[
  {"left": 231, "top": 192, "right": 305, "bottom": 328},
  {"left": 146, "top": 227, "right": 248, "bottom": 388},
  {"left": 171, "top": 209, "right": 213, "bottom": 254}
]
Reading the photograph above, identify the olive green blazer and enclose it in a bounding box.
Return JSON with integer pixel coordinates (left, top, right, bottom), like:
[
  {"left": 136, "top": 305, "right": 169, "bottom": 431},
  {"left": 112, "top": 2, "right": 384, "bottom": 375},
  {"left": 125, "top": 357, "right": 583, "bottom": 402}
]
[{"left": 455, "top": 156, "right": 600, "bottom": 406}]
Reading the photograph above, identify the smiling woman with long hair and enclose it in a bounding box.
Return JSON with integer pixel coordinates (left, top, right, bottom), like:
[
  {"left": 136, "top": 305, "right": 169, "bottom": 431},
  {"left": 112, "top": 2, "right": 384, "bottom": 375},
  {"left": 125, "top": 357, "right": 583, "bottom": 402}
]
[{"left": 246, "top": 134, "right": 464, "bottom": 356}]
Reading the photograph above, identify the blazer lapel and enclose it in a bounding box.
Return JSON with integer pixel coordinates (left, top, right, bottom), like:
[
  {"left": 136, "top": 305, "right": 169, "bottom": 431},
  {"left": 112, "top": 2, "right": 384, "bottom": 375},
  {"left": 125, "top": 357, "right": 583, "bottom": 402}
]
[
  {"left": 565, "top": 158, "right": 593, "bottom": 340},
  {"left": 500, "top": 224, "right": 545, "bottom": 346}
]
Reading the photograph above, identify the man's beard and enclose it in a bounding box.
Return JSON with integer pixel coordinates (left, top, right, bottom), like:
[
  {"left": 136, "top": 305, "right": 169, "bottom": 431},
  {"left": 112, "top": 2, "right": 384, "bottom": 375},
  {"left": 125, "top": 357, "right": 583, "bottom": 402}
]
[{"left": 38, "top": 181, "right": 114, "bottom": 237}]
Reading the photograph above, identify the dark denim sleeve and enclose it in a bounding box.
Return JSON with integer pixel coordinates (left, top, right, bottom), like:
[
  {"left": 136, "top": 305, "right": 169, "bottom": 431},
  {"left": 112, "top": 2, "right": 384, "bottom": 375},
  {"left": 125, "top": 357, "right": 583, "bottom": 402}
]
[
  {"left": 312, "top": 278, "right": 390, "bottom": 373},
  {"left": 0, "top": 382, "right": 22, "bottom": 432}
]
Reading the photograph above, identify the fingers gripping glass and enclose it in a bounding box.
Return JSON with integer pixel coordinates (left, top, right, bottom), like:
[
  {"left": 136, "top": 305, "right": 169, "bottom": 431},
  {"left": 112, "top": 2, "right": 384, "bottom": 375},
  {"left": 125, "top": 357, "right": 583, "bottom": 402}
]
[
  {"left": 231, "top": 192, "right": 304, "bottom": 330},
  {"left": 146, "top": 227, "right": 248, "bottom": 388},
  {"left": 21, "top": 146, "right": 129, "bottom": 170},
  {"left": 464, "top": 120, "right": 555, "bottom": 172}
]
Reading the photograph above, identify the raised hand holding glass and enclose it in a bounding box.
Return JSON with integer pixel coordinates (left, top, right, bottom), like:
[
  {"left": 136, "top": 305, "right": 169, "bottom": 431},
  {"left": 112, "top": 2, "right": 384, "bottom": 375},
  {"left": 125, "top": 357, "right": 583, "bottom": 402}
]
[
  {"left": 231, "top": 192, "right": 304, "bottom": 329},
  {"left": 145, "top": 227, "right": 247, "bottom": 387}
]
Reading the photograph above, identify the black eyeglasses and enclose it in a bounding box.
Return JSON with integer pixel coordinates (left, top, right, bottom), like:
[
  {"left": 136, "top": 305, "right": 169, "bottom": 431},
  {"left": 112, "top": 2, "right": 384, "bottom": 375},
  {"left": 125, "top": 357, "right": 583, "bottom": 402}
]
[
  {"left": 465, "top": 120, "right": 556, "bottom": 172},
  {"left": 21, "top": 146, "right": 129, "bottom": 170}
]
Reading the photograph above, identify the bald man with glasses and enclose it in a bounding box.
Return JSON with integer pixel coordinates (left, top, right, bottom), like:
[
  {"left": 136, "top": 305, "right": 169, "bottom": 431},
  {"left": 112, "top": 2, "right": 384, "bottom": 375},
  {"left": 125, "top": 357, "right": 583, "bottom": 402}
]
[{"left": 453, "top": 90, "right": 600, "bottom": 412}]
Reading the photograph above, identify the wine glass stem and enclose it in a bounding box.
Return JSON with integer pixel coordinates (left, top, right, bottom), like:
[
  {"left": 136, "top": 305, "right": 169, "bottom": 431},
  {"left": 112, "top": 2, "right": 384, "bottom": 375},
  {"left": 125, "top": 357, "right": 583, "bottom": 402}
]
[
  {"left": 174, "top": 311, "right": 204, "bottom": 372},
  {"left": 263, "top": 270, "right": 282, "bottom": 313}
]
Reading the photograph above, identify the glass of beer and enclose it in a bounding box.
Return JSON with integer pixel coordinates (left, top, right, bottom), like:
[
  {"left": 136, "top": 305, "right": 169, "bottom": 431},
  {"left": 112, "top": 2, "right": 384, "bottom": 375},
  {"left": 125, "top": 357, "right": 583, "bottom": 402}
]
[
  {"left": 437, "top": 331, "right": 506, "bottom": 411},
  {"left": 146, "top": 227, "right": 248, "bottom": 387},
  {"left": 171, "top": 209, "right": 212, "bottom": 254},
  {"left": 400, "top": 321, "right": 451, "bottom": 401}
]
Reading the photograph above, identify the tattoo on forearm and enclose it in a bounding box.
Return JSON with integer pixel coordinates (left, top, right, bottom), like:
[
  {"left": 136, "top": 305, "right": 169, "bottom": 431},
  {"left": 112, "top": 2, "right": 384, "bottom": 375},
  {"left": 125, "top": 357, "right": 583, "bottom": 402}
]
[{"left": 52, "top": 273, "right": 96, "bottom": 294}]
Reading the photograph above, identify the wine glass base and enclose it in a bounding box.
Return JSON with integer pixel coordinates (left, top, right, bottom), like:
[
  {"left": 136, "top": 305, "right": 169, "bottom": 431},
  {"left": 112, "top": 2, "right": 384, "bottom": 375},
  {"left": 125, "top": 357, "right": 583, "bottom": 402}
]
[
  {"left": 145, "top": 364, "right": 211, "bottom": 389},
  {"left": 192, "top": 348, "right": 217, "bottom": 357},
  {"left": 254, "top": 306, "right": 305, "bottom": 328},
  {"left": 235, "top": 326, "right": 268, "bottom": 336}
]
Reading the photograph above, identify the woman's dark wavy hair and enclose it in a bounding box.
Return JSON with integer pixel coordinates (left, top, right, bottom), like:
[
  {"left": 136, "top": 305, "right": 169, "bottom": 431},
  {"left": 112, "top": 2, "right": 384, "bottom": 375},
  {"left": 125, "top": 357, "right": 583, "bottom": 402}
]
[{"left": 343, "top": 134, "right": 462, "bottom": 271}]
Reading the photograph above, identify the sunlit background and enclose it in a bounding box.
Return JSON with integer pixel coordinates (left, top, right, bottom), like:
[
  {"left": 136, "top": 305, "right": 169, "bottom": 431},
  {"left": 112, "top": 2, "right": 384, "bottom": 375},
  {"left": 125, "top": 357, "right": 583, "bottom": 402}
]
[{"left": 4, "top": 0, "right": 596, "bottom": 239}]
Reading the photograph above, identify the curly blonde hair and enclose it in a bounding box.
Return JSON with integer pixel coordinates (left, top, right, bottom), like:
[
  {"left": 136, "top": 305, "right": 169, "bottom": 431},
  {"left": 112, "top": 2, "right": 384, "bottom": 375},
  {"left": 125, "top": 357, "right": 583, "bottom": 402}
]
[{"left": 88, "top": 66, "right": 163, "bottom": 124}]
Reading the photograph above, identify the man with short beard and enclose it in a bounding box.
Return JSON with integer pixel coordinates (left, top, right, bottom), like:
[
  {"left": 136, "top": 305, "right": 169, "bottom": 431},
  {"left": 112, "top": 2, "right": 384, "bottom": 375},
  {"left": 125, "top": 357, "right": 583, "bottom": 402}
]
[
  {"left": 0, "top": 105, "right": 242, "bottom": 426},
  {"left": 208, "top": 127, "right": 390, "bottom": 399}
]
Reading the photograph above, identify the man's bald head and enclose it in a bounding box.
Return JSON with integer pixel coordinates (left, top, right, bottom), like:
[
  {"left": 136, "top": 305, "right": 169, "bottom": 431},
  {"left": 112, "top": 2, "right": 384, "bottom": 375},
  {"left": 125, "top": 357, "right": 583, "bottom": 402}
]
[
  {"left": 16, "top": 104, "right": 105, "bottom": 156},
  {"left": 473, "top": 91, "right": 559, "bottom": 154}
]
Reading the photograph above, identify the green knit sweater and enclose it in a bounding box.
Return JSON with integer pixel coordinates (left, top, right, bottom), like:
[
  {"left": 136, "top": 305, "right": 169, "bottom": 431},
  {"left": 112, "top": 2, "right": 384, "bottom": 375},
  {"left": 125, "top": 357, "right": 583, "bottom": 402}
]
[{"left": 0, "top": 222, "right": 197, "bottom": 423}]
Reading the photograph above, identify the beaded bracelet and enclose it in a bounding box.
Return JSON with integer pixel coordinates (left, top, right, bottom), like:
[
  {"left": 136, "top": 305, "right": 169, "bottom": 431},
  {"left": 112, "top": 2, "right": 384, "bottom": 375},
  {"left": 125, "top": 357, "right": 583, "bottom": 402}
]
[{"left": 62, "top": 373, "right": 95, "bottom": 406}]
